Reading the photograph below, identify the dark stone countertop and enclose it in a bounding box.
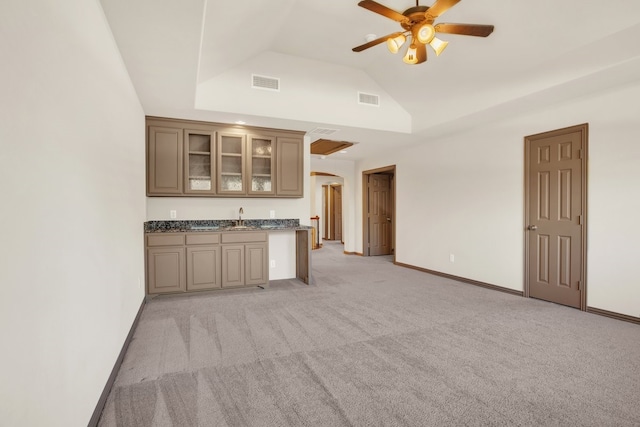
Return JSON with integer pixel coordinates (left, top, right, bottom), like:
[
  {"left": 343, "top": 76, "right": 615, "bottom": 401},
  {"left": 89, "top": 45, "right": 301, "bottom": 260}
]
[{"left": 144, "top": 219, "right": 313, "bottom": 233}]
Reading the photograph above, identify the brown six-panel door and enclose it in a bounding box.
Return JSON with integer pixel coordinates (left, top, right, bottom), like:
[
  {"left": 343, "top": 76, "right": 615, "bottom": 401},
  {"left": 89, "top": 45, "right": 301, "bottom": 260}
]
[
  {"left": 526, "top": 125, "right": 587, "bottom": 309},
  {"left": 368, "top": 174, "right": 392, "bottom": 256}
]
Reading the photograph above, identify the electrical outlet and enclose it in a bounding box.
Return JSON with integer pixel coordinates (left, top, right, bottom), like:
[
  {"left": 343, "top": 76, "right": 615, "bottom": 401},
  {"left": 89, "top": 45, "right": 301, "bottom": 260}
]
[
  {"left": 270, "top": 260, "right": 276, "bottom": 268},
  {"left": 170, "top": 210, "right": 177, "bottom": 219},
  {"left": 269, "top": 210, "right": 275, "bottom": 219},
  {"left": 449, "top": 254, "right": 455, "bottom": 263}
]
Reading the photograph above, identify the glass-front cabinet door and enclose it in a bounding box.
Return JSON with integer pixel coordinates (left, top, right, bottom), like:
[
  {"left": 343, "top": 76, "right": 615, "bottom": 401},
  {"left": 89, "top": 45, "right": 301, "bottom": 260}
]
[
  {"left": 184, "top": 130, "right": 216, "bottom": 194},
  {"left": 247, "top": 135, "right": 275, "bottom": 195},
  {"left": 217, "top": 133, "right": 246, "bottom": 194}
]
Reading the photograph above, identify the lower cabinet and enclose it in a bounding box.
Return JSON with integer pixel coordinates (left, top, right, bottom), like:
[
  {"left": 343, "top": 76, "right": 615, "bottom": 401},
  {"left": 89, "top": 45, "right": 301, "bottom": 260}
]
[
  {"left": 187, "top": 246, "right": 221, "bottom": 291},
  {"left": 222, "top": 245, "right": 245, "bottom": 288},
  {"left": 146, "top": 231, "right": 268, "bottom": 295},
  {"left": 221, "top": 232, "right": 268, "bottom": 288},
  {"left": 147, "top": 247, "right": 186, "bottom": 294},
  {"left": 245, "top": 243, "right": 268, "bottom": 285}
]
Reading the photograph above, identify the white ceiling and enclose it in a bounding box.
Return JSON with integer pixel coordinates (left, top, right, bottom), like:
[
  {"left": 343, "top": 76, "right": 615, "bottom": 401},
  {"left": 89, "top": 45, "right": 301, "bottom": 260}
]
[{"left": 100, "top": 0, "right": 640, "bottom": 161}]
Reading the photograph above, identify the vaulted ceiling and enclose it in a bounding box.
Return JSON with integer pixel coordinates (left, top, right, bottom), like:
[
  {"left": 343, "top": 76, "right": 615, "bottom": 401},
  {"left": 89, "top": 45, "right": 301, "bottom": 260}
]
[{"left": 101, "top": 0, "right": 640, "bottom": 160}]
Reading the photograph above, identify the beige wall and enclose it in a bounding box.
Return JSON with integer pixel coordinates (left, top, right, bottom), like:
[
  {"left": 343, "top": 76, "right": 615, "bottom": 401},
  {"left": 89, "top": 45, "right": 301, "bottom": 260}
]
[
  {"left": 0, "top": 1, "right": 146, "bottom": 425},
  {"left": 356, "top": 81, "right": 640, "bottom": 318}
]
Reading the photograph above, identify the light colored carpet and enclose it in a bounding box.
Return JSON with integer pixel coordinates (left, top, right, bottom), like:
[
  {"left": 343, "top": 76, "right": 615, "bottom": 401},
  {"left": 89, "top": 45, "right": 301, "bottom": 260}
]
[{"left": 99, "top": 241, "right": 640, "bottom": 426}]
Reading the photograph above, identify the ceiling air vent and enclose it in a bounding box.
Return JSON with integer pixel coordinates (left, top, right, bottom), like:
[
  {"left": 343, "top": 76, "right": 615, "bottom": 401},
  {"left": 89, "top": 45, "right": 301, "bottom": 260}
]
[
  {"left": 309, "top": 127, "right": 339, "bottom": 136},
  {"left": 358, "top": 92, "right": 380, "bottom": 106},
  {"left": 252, "top": 74, "right": 280, "bottom": 91}
]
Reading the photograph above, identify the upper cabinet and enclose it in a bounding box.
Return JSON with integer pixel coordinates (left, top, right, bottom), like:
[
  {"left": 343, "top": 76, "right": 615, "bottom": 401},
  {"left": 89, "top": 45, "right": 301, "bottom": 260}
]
[
  {"left": 147, "top": 126, "right": 183, "bottom": 195},
  {"left": 248, "top": 135, "right": 275, "bottom": 196},
  {"left": 185, "top": 129, "right": 216, "bottom": 195},
  {"left": 146, "top": 117, "right": 304, "bottom": 198},
  {"left": 217, "top": 132, "right": 246, "bottom": 195},
  {"left": 276, "top": 137, "right": 304, "bottom": 197}
]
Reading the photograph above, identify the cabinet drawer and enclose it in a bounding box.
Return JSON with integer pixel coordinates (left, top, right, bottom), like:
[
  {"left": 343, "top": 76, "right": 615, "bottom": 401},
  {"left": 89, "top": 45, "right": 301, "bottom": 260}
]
[
  {"left": 221, "top": 231, "right": 267, "bottom": 244},
  {"left": 146, "top": 234, "right": 185, "bottom": 247},
  {"left": 186, "top": 233, "right": 220, "bottom": 245}
]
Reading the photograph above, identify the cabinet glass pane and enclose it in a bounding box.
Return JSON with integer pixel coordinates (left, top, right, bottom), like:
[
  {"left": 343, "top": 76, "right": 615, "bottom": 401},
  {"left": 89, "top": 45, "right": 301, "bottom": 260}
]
[
  {"left": 189, "top": 134, "right": 210, "bottom": 153},
  {"left": 221, "top": 156, "right": 242, "bottom": 174},
  {"left": 250, "top": 138, "right": 273, "bottom": 193},
  {"left": 189, "top": 178, "right": 211, "bottom": 190},
  {"left": 187, "top": 134, "right": 212, "bottom": 191},
  {"left": 219, "top": 134, "right": 244, "bottom": 192},
  {"left": 252, "top": 176, "right": 272, "bottom": 192},
  {"left": 252, "top": 139, "right": 272, "bottom": 156},
  {"left": 189, "top": 154, "right": 210, "bottom": 176},
  {"left": 221, "top": 175, "right": 243, "bottom": 191},
  {"left": 221, "top": 136, "right": 242, "bottom": 154},
  {"left": 251, "top": 157, "right": 271, "bottom": 175}
]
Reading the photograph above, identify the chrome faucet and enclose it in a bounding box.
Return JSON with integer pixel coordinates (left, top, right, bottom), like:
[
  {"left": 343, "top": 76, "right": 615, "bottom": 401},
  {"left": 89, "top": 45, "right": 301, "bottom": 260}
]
[{"left": 238, "top": 207, "right": 244, "bottom": 226}]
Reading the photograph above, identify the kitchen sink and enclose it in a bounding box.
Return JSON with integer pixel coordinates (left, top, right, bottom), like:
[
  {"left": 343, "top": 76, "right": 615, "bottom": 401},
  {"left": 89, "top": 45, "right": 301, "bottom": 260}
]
[
  {"left": 189, "top": 225, "right": 220, "bottom": 231},
  {"left": 226, "top": 225, "right": 257, "bottom": 230}
]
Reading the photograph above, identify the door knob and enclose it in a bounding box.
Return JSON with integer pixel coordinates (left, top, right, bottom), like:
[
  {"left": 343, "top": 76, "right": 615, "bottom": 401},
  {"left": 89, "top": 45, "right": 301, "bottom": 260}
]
[
  {"left": 527, "top": 225, "right": 538, "bottom": 231},
  {"left": 386, "top": 217, "right": 391, "bottom": 221}
]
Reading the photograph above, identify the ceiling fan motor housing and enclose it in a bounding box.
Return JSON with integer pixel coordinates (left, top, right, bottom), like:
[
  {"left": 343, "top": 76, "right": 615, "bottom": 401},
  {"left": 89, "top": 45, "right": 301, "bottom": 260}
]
[{"left": 400, "top": 6, "right": 433, "bottom": 31}]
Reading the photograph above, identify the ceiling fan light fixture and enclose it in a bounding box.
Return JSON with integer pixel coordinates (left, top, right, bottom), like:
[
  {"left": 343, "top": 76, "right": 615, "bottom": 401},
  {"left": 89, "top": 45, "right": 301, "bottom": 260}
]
[
  {"left": 430, "top": 37, "right": 449, "bottom": 56},
  {"left": 403, "top": 44, "right": 419, "bottom": 64},
  {"left": 352, "top": 0, "right": 494, "bottom": 65},
  {"left": 386, "top": 34, "right": 406, "bottom": 54},
  {"left": 416, "top": 23, "right": 435, "bottom": 44}
]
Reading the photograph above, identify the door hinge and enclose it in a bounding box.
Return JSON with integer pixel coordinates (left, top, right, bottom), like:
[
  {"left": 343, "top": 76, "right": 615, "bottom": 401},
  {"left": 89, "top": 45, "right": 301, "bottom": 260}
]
[
  {"left": 577, "top": 149, "right": 583, "bottom": 159},
  {"left": 578, "top": 214, "right": 583, "bottom": 225},
  {"left": 577, "top": 280, "right": 581, "bottom": 291}
]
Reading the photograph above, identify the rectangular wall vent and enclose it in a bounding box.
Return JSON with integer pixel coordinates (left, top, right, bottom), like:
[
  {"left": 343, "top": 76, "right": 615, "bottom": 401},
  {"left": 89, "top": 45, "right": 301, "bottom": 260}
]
[
  {"left": 309, "top": 127, "right": 339, "bottom": 136},
  {"left": 358, "top": 92, "right": 380, "bottom": 106},
  {"left": 252, "top": 74, "right": 280, "bottom": 91}
]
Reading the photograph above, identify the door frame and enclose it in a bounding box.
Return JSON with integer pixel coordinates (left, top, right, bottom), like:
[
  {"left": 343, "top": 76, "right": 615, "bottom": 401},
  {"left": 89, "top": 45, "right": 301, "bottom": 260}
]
[
  {"left": 329, "top": 184, "right": 343, "bottom": 242},
  {"left": 362, "top": 165, "right": 396, "bottom": 259},
  {"left": 523, "top": 123, "right": 588, "bottom": 310},
  {"left": 322, "top": 184, "right": 329, "bottom": 240}
]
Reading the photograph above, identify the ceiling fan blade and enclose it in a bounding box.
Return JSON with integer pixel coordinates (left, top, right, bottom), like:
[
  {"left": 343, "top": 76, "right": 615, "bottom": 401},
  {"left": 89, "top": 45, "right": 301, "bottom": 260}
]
[
  {"left": 357, "top": 0, "right": 406, "bottom": 23},
  {"left": 425, "top": 0, "right": 461, "bottom": 19},
  {"left": 416, "top": 43, "right": 427, "bottom": 64},
  {"left": 435, "top": 23, "right": 494, "bottom": 37},
  {"left": 352, "top": 32, "right": 403, "bottom": 52}
]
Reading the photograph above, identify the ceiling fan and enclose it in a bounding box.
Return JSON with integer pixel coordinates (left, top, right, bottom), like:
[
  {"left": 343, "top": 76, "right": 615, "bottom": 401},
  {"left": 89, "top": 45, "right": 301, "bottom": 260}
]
[{"left": 353, "top": 0, "right": 494, "bottom": 65}]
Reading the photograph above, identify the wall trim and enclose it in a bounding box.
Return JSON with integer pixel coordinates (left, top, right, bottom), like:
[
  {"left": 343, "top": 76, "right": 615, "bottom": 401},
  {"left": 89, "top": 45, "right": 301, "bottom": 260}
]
[
  {"left": 344, "top": 251, "right": 363, "bottom": 256},
  {"left": 394, "top": 262, "right": 524, "bottom": 297},
  {"left": 587, "top": 307, "right": 640, "bottom": 325},
  {"left": 88, "top": 297, "right": 147, "bottom": 426}
]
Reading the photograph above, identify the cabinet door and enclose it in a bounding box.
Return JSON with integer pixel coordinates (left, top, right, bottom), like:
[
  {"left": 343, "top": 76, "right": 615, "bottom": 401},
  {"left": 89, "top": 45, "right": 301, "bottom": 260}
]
[
  {"left": 187, "top": 246, "right": 221, "bottom": 291},
  {"left": 247, "top": 135, "right": 275, "bottom": 195},
  {"left": 218, "top": 133, "right": 246, "bottom": 195},
  {"left": 147, "top": 247, "right": 185, "bottom": 294},
  {"left": 184, "top": 129, "right": 216, "bottom": 195},
  {"left": 148, "top": 126, "right": 183, "bottom": 195},
  {"left": 222, "top": 245, "right": 245, "bottom": 287},
  {"left": 245, "top": 243, "right": 268, "bottom": 286},
  {"left": 276, "top": 137, "right": 303, "bottom": 197}
]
